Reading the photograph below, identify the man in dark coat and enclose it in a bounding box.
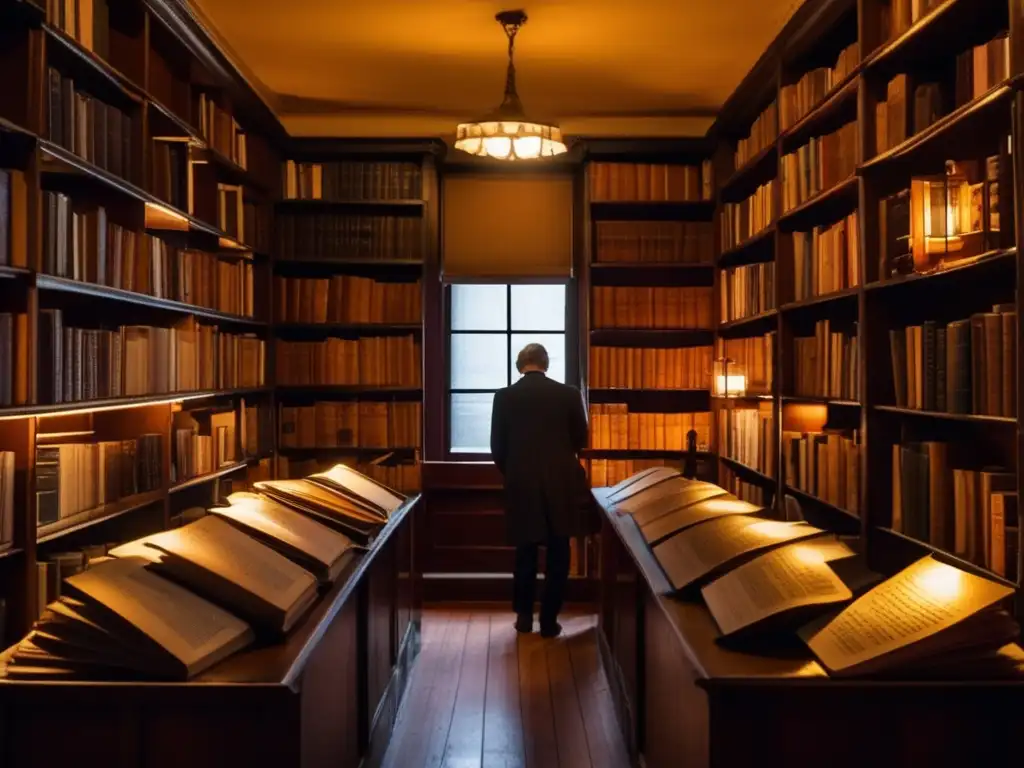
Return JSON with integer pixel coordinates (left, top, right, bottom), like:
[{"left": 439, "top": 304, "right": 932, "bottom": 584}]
[{"left": 490, "top": 343, "right": 590, "bottom": 638}]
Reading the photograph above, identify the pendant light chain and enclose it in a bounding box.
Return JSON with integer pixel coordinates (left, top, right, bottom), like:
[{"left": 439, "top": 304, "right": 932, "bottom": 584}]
[{"left": 502, "top": 18, "right": 522, "bottom": 103}]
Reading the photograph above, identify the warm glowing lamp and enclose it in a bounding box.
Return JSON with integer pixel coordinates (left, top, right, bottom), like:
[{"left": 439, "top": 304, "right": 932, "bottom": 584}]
[
  {"left": 454, "top": 11, "right": 567, "bottom": 161},
  {"left": 712, "top": 358, "right": 747, "bottom": 398}
]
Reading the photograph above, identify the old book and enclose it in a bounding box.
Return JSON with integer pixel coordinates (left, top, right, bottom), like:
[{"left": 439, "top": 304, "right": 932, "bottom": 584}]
[
  {"left": 109, "top": 516, "right": 318, "bottom": 633},
  {"left": 640, "top": 496, "right": 764, "bottom": 546},
  {"left": 702, "top": 538, "right": 879, "bottom": 639},
  {"left": 211, "top": 492, "right": 360, "bottom": 583},
  {"left": 253, "top": 478, "right": 384, "bottom": 542},
  {"left": 629, "top": 482, "right": 731, "bottom": 527},
  {"left": 803, "top": 556, "right": 1019, "bottom": 677},
  {"left": 5, "top": 557, "right": 253, "bottom": 680},
  {"left": 653, "top": 515, "right": 828, "bottom": 592},
  {"left": 612, "top": 477, "right": 719, "bottom": 518},
  {"left": 605, "top": 466, "right": 681, "bottom": 503},
  {"left": 308, "top": 463, "right": 405, "bottom": 518}
]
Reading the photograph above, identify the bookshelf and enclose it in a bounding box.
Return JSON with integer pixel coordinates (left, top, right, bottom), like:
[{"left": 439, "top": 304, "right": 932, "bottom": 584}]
[
  {"left": 272, "top": 149, "right": 434, "bottom": 494},
  {"left": 0, "top": 0, "right": 279, "bottom": 648},
  {"left": 710, "top": 0, "right": 1024, "bottom": 587}
]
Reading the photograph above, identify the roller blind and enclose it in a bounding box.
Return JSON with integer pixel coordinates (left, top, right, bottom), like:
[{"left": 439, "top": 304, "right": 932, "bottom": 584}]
[{"left": 442, "top": 173, "right": 574, "bottom": 278}]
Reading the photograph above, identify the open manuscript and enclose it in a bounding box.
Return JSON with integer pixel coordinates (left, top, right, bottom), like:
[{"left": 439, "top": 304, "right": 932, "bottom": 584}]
[
  {"left": 108, "top": 515, "right": 319, "bottom": 634},
  {"left": 612, "top": 477, "right": 721, "bottom": 518},
  {"left": 3, "top": 557, "right": 254, "bottom": 680},
  {"left": 653, "top": 515, "right": 828, "bottom": 592},
  {"left": 639, "top": 494, "right": 763, "bottom": 544},
  {"left": 211, "top": 492, "right": 360, "bottom": 584},
  {"left": 702, "top": 537, "right": 879, "bottom": 639},
  {"left": 605, "top": 466, "right": 680, "bottom": 503},
  {"left": 802, "top": 555, "right": 1021, "bottom": 677}
]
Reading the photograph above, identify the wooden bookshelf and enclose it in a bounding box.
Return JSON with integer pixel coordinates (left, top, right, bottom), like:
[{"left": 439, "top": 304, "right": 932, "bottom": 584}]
[
  {"left": 0, "top": 0, "right": 279, "bottom": 648},
  {"left": 708, "top": 0, "right": 1024, "bottom": 592}
]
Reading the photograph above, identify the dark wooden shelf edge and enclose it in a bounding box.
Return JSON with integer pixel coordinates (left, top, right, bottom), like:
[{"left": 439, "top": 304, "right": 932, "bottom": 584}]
[
  {"left": 721, "top": 143, "right": 777, "bottom": 194},
  {"left": 276, "top": 198, "right": 425, "bottom": 207},
  {"left": 43, "top": 24, "right": 143, "bottom": 104},
  {"left": 0, "top": 546, "right": 24, "bottom": 561},
  {"left": 35, "top": 275, "right": 267, "bottom": 327},
  {"left": 780, "top": 285, "right": 861, "bottom": 312},
  {"left": 782, "top": 395, "right": 861, "bottom": 407},
  {"left": 718, "top": 309, "right": 779, "bottom": 332},
  {"left": 873, "top": 404, "right": 1017, "bottom": 424},
  {"left": 169, "top": 461, "right": 249, "bottom": 494},
  {"left": 719, "top": 455, "right": 775, "bottom": 486},
  {"left": 863, "top": 248, "right": 1016, "bottom": 292},
  {"left": 717, "top": 226, "right": 777, "bottom": 265},
  {"left": 777, "top": 175, "right": 859, "bottom": 229},
  {"left": 876, "top": 526, "right": 1017, "bottom": 588},
  {"left": 36, "top": 490, "right": 165, "bottom": 544},
  {"left": 273, "top": 323, "right": 422, "bottom": 333},
  {"left": 784, "top": 485, "right": 860, "bottom": 523},
  {"left": 861, "top": 0, "right": 967, "bottom": 75},
  {"left": 0, "top": 387, "right": 271, "bottom": 419},
  {"left": 779, "top": 68, "right": 862, "bottom": 146},
  {"left": 273, "top": 258, "right": 425, "bottom": 268}
]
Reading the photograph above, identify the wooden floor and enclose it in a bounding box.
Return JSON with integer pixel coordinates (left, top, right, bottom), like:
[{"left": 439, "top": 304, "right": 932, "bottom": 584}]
[{"left": 382, "top": 607, "right": 631, "bottom": 768}]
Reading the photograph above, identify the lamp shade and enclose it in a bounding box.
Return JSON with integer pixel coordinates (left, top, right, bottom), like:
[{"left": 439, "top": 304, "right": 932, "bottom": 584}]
[{"left": 454, "top": 120, "right": 567, "bottom": 161}]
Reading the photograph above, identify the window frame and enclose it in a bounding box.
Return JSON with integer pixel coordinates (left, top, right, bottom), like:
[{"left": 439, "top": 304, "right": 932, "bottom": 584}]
[{"left": 444, "top": 278, "right": 577, "bottom": 460}]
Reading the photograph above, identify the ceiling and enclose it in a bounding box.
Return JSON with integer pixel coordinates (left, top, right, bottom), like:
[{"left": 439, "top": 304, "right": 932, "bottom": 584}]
[{"left": 189, "top": 0, "right": 803, "bottom": 139}]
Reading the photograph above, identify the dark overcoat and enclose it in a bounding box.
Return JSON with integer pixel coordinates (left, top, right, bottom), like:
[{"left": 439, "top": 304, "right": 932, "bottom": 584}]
[{"left": 489, "top": 371, "right": 594, "bottom": 545}]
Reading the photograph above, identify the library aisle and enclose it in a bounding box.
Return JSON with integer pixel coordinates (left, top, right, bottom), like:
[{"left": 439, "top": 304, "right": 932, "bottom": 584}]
[{"left": 381, "top": 608, "right": 630, "bottom": 768}]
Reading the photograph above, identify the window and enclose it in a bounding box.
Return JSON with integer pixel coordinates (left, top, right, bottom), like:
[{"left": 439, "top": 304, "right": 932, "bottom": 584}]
[{"left": 448, "top": 283, "right": 569, "bottom": 454}]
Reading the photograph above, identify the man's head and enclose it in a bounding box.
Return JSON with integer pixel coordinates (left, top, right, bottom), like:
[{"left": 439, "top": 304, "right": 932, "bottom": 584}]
[{"left": 516, "top": 343, "right": 549, "bottom": 375}]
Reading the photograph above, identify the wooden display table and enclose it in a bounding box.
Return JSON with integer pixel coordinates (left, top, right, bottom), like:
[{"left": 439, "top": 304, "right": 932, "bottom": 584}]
[
  {"left": 595, "top": 489, "right": 1024, "bottom": 768},
  {"left": 0, "top": 495, "right": 421, "bottom": 768}
]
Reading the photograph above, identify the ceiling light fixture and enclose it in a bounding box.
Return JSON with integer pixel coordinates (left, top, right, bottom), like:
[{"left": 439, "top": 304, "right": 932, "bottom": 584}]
[{"left": 454, "top": 10, "right": 567, "bottom": 161}]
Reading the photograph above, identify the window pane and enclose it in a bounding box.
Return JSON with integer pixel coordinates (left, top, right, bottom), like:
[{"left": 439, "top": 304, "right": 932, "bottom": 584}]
[
  {"left": 511, "top": 284, "right": 565, "bottom": 331},
  {"left": 450, "top": 392, "right": 495, "bottom": 453},
  {"left": 451, "top": 333, "right": 509, "bottom": 390},
  {"left": 451, "top": 284, "right": 508, "bottom": 331},
  {"left": 511, "top": 333, "right": 566, "bottom": 384}
]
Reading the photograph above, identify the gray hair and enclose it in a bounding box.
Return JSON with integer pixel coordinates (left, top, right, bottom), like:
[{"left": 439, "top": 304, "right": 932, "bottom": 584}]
[{"left": 516, "top": 343, "right": 549, "bottom": 373}]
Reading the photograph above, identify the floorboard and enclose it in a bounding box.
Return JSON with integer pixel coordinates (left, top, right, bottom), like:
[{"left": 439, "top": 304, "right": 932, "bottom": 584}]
[{"left": 382, "top": 607, "right": 630, "bottom": 768}]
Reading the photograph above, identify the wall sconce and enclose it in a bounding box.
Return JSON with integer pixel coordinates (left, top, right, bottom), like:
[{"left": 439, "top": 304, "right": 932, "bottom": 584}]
[
  {"left": 712, "top": 358, "right": 747, "bottom": 398},
  {"left": 910, "top": 160, "right": 984, "bottom": 272}
]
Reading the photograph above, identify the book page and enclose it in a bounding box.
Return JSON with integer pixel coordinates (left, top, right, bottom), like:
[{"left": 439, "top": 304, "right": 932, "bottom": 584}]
[
  {"left": 65, "top": 557, "right": 252, "bottom": 668},
  {"left": 652, "top": 516, "right": 827, "bottom": 590},
  {"left": 312, "top": 464, "right": 404, "bottom": 513},
  {"left": 256, "top": 479, "right": 381, "bottom": 523},
  {"left": 606, "top": 471, "right": 692, "bottom": 504},
  {"left": 640, "top": 495, "right": 760, "bottom": 542},
  {"left": 807, "top": 555, "right": 1015, "bottom": 675},
  {"left": 213, "top": 495, "right": 355, "bottom": 567},
  {"left": 150, "top": 516, "right": 317, "bottom": 612},
  {"left": 606, "top": 467, "right": 678, "bottom": 498},
  {"left": 613, "top": 478, "right": 714, "bottom": 515},
  {"left": 108, "top": 538, "right": 166, "bottom": 563},
  {"left": 702, "top": 538, "right": 857, "bottom": 636}
]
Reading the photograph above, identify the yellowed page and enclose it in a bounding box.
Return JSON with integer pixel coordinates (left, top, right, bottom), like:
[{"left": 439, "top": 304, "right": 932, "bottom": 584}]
[
  {"left": 66, "top": 557, "right": 252, "bottom": 670},
  {"left": 807, "top": 555, "right": 1015, "bottom": 675},
  {"left": 653, "top": 516, "right": 827, "bottom": 590},
  {"left": 606, "top": 466, "right": 679, "bottom": 499},
  {"left": 612, "top": 478, "right": 716, "bottom": 515},
  {"left": 641, "top": 496, "right": 761, "bottom": 543},
  {"left": 702, "top": 539, "right": 856, "bottom": 636},
  {"left": 312, "top": 464, "right": 404, "bottom": 513}
]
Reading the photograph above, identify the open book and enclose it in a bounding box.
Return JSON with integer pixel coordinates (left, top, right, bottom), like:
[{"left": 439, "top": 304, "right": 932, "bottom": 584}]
[
  {"left": 4, "top": 557, "right": 253, "bottom": 680},
  {"left": 605, "top": 466, "right": 680, "bottom": 502},
  {"left": 308, "top": 464, "right": 405, "bottom": 517},
  {"left": 108, "top": 516, "right": 319, "bottom": 634},
  {"left": 210, "top": 492, "right": 361, "bottom": 584},
  {"left": 640, "top": 495, "right": 764, "bottom": 545},
  {"left": 653, "top": 515, "right": 828, "bottom": 592},
  {"left": 612, "top": 477, "right": 721, "bottom": 519},
  {"left": 802, "top": 555, "right": 1020, "bottom": 677},
  {"left": 702, "top": 538, "right": 879, "bottom": 640}
]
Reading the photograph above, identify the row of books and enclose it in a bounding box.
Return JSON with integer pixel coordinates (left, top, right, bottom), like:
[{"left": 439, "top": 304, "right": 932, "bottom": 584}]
[
  {"left": 276, "top": 213, "right": 423, "bottom": 263},
  {"left": 890, "top": 307, "right": 1016, "bottom": 418},
  {"left": 45, "top": 0, "right": 109, "bottom": 58},
  {"left": 780, "top": 121, "right": 858, "bottom": 212},
  {"left": 718, "top": 465, "right": 770, "bottom": 506},
  {"left": 791, "top": 213, "right": 861, "bottom": 301},
  {"left": 0, "top": 169, "right": 29, "bottom": 268},
  {"left": 588, "top": 162, "right": 713, "bottom": 203},
  {"left": 954, "top": 34, "right": 1011, "bottom": 109},
  {"left": 720, "top": 179, "right": 776, "bottom": 249},
  {"left": 589, "top": 346, "right": 713, "bottom": 391},
  {"left": 589, "top": 405, "right": 712, "bottom": 452},
  {"left": 892, "top": 441, "right": 1016, "bottom": 578},
  {"left": 171, "top": 406, "right": 256, "bottom": 485},
  {"left": 38, "top": 312, "right": 265, "bottom": 404},
  {"left": 593, "top": 221, "right": 714, "bottom": 265},
  {"left": 717, "top": 334, "right": 774, "bottom": 396},
  {"left": 591, "top": 286, "right": 713, "bottom": 330},
  {"left": 792, "top": 320, "right": 860, "bottom": 401},
  {"left": 279, "top": 402, "right": 422, "bottom": 450},
  {"left": 7, "top": 464, "right": 407, "bottom": 680},
  {"left": 274, "top": 276, "right": 421, "bottom": 325},
  {"left": 0, "top": 313, "right": 28, "bottom": 407},
  {"left": 719, "top": 262, "right": 775, "bottom": 323},
  {"left": 779, "top": 42, "right": 859, "bottom": 131},
  {"left": 196, "top": 94, "right": 247, "bottom": 169},
  {"left": 586, "top": 458, "right": 671, "bottom": 489},
  {"left": 884, "top": 0, "right": 942, "bottom": 40},
  {"left": 0, "top": 453, "right": 14, "bottom": 550},
  {"left": 150, "top": 141, "right": 189, "bottom": 213},
  {"left": 47, "top": 68, "right": 137, "bottom": 184},
  {"left": 35, "top": 435, "right": 163, "bottom": 530},
  {"left": 277, "top": 456, "right": 422, "bottom": 493},
  {"left": 282, "top": 160, "right": 423, "bottom": 201},
  {"left": 735, "top": 101, "right": 778, "bottom": 169},
  {"left": 782, "top": 430, "right": 862, "bottom": 517},
  {"left": 720, "top": 407, "right": 775, "bottom": 477},
  {"left": 274, "top": 336, "right": 422, "bottom": 388},
  {"left": 43, "top": 196, "right": 256, "bottom": 316},
  {"left": 608, "top": 469, "right": 1020, "bottom": 678}
]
